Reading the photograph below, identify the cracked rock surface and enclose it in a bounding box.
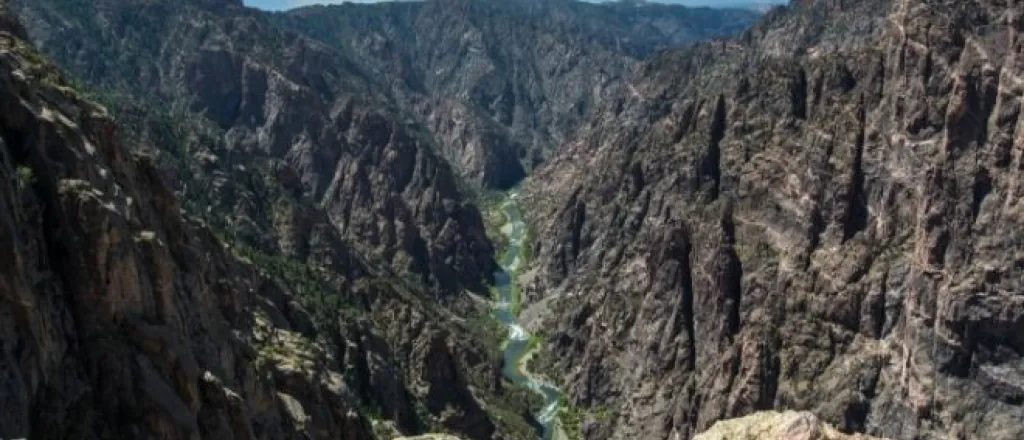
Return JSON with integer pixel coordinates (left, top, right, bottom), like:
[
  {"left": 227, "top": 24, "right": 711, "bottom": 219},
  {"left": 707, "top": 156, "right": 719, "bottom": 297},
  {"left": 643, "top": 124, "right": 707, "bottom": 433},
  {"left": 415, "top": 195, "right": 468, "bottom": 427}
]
[{"left": 523, "top": 0, "right": 1024, "bottom": 439}]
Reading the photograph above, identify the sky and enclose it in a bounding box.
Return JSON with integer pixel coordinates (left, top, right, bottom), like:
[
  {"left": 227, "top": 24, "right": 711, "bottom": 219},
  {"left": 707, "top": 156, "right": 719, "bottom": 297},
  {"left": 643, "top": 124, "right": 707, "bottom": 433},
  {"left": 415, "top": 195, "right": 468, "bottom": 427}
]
[{"left": 244, "top": 0, "right": 785, "bottom": 11}]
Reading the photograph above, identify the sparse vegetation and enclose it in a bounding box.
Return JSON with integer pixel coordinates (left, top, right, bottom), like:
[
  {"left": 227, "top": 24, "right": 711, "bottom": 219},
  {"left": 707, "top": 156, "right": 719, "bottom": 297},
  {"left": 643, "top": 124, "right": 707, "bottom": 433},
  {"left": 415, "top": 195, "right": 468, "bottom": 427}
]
[
  {"left": 233, "top": 243, "right": 357, "bottom": 331},
  {"left": 523, "top": 330, "right": 552, "bottom": 376},
  {"left": 15, "top": 165, "right": 34, "bottom": 188},
  {"left": 483, "top": 389, "right": 544, "bottom": 440},
  {"left": 558, "top": 396, "right": 584, "bottom": 440},
  {"left": 733, "top": 239, "right": 777, "bottom": 265},
  {"left": 525, "top": 332, "right": 544, "bottom": 356},
  {"left": 556, "top": 397, "right": 614, "bottom": 440},
  {"left": 519, "top": 220, "right": 536, "bottom": 272},
  {"left": 481, "top": 191, "right": 512, "bottom": 256},
  {"left": 465, "top": 302, "right": 507, "bottom": 352}
]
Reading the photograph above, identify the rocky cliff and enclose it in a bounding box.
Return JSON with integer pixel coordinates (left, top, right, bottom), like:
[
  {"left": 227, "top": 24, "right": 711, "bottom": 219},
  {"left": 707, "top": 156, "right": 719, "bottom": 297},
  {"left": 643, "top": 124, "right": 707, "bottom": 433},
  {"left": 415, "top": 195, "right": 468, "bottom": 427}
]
[
  {"left": 273, "top": 0, "right": 759, "bottom": 189},
  {"left": 523, "top": 0, "right": 1024, "bottom": 439},
  {"left": 0, "top": 3, "right": 539, "bottom": 439},
  {"left": 12, "top": 0, "right": 497, "bottom": 298}
]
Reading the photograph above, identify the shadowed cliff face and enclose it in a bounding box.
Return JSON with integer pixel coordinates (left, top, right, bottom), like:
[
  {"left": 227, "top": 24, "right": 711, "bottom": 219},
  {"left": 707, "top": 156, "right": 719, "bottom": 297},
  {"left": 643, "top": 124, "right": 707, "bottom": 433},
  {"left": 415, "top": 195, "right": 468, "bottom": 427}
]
[
  {"left": 273, "top": 0, "right": 759, "bottom": 189},
  {"left": 0, "top": 4, "right": 538, "bottom": 440},
  {"left": 524, "top": 0, "right": 1024, "bottom": 438},
  {"left": 12, "top": 0, "right": 497, "bottom": 298}
]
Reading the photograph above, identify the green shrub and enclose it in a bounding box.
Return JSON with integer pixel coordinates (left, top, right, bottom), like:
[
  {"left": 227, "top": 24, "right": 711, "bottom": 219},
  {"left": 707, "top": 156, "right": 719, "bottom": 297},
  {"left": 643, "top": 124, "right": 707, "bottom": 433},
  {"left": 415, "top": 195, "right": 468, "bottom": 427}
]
[{"left": 15, "top": 165, "right": 34, "bottom": 188}]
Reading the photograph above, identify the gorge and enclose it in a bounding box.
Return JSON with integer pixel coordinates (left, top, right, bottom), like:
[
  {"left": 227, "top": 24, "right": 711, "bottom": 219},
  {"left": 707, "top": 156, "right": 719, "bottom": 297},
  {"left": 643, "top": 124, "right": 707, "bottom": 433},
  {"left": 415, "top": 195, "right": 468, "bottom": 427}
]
[{"left": 1, "top": 0, "right": 1023, "bottom": 439}]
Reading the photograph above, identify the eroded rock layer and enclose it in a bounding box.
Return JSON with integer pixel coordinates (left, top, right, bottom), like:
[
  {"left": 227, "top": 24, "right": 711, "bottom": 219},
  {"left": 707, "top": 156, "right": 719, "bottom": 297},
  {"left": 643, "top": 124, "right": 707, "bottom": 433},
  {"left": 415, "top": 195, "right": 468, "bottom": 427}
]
[{"left": 524, "top": 0, "right": 1024, "bottom": 439}]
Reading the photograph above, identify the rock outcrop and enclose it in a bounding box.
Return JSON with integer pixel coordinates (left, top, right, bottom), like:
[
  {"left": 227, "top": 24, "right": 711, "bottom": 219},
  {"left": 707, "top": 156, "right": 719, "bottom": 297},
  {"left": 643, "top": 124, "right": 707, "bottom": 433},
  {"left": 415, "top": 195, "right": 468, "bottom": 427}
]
[
  {"left": 523, "top": 0, "right": 1024, "bottom": 439},
  {"left": 396, "top": 435, "right": 465, "bottom": 440},
  {"left": 0, "top": 4, "right": 534, "bottom": 439},
  {"left": 695, "top": 411, "right": 888, "bottom": 440}
]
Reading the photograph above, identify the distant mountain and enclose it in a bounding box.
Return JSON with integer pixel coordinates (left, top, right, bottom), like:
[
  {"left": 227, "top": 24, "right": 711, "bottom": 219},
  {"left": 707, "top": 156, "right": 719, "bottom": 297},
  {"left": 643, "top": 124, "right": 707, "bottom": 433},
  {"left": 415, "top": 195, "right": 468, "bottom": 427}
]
[
  {"left": 659, "top": 0, "right": 785, "bottom": 11},
  {"left": 272, "top": 0, "right": 759, "bottom": 188},
  {"left": 736, "top": 1, "right": 785, "bottom": 12}
]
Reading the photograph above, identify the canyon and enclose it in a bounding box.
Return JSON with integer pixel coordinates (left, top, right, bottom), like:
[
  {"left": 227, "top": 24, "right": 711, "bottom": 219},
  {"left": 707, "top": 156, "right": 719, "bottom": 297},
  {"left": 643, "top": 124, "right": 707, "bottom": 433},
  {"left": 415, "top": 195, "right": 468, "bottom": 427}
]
[{"left": 1, "top": 0, "right": 1022, "bottom": 440}]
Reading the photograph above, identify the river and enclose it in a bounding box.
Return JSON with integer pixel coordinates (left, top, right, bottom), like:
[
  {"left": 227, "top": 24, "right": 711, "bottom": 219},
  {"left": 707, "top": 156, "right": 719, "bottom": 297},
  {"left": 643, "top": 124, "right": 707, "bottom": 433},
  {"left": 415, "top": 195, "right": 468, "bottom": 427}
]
[{"left": 491, "top": 191, "right": 566, "bottom": 440}]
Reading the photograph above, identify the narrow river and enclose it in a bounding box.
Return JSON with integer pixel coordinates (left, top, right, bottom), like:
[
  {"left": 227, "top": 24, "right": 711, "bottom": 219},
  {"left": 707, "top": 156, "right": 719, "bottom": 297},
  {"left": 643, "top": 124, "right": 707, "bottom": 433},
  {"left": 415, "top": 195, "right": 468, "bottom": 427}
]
[{"left": 492, "top": 191, "right": 565, "bottom": 440}]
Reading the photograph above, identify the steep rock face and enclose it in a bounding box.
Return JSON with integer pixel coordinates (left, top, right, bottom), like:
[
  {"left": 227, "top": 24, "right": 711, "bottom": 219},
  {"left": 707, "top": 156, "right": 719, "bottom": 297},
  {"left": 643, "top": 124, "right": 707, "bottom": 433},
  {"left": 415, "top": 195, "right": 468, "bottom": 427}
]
[
  {"left": 0, "top": 22, "right": 371, "bottom": 439},
  {"left": 12, "top": 0, "right": 495, "bottom": 297},
  {"left": 524, "top": 0, "right": 1024, "bottom": 439},
  {"left": 0, "top": 7, "right": 532, "bottom": 439},
  {"left": 274, "top": 0, "right": 759, "bottom": 188}
]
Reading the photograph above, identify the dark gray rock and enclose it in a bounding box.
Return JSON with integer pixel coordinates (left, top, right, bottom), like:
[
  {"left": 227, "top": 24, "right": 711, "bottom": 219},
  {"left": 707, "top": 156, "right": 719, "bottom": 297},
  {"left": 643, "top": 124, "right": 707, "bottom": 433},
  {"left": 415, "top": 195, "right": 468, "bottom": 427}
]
[
  {"left": 523, "top": 0, "right": 1024, "bottom": 439},
  {"left": 0, "top": 10, "right": 531, "bottom": 440}
]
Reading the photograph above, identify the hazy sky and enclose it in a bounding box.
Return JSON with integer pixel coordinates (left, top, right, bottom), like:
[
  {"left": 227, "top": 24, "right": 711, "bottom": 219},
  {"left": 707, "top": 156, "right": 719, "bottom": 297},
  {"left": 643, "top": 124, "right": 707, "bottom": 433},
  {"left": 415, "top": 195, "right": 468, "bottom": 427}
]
[{"left": 244, "top": 0, "right": 784, "bottom": 11}]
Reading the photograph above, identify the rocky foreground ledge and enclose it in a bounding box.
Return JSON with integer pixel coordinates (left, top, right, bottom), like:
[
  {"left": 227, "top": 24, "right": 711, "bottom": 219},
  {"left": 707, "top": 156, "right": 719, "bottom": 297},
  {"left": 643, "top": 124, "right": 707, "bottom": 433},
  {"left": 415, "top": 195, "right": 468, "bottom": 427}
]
[
  {"left": 390, "top": 411, "right": 891, "bottom": 440},
  {"left": 695, "top": 412, "right": 888, "bottom": 440},
  {"left": 395, "top": 435, "right": 464, "bottom": 440}
]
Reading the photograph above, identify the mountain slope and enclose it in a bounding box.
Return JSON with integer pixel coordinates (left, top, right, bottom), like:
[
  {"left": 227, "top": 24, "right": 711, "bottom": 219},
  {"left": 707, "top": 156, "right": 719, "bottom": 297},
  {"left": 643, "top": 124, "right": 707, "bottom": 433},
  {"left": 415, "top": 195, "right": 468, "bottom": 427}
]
[
  {"left": 272, "top": 0, "right": 759, "bottom": 188},
  {"left": 12, "top": 0, "right": 498, "bottom": 298},
  {"left": 523, "top": 0, "right": 1024, "bottom": 438},
  {"left": 0, "top": 2, "right": 540, "bottom": 440}
]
